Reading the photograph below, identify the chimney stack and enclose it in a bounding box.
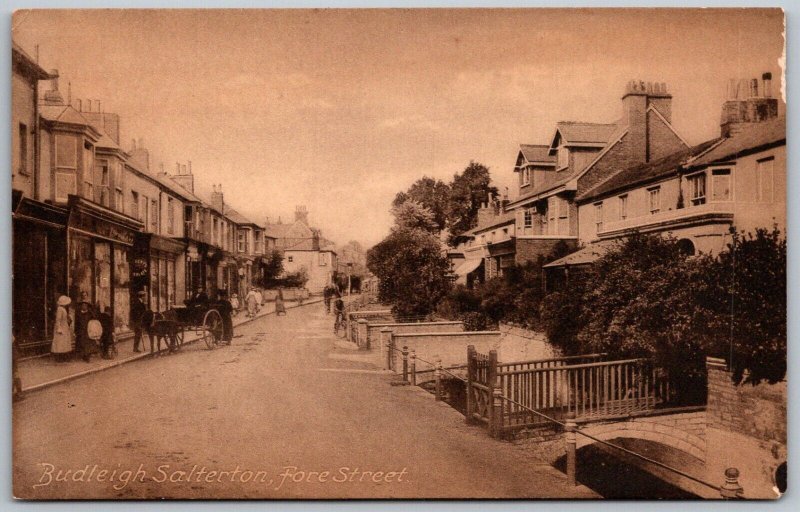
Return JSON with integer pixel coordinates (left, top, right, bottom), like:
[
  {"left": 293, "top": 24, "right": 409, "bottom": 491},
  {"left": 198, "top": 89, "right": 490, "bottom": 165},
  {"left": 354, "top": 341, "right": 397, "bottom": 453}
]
[
  {"left": 294, "top": 205, "right": 309, "bottom": 225},
  {"left": 43, "top": 69, "right": 65, "bottom": 106},
  {"left": 171, "top": 161, "right": 195, "bottom": 193},
  {"left": 211, "top": 184, "right": 224, "bottom": 213},
  {"left": 720, "top": 72, "right": 779, "bottom": 137},
  {"left": 621, "top": 79, "right": 675, "bottom": 162}
]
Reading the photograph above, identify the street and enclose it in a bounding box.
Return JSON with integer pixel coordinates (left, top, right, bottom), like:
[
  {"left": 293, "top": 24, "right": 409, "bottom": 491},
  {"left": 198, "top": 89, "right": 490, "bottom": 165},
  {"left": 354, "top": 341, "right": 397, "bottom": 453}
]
[{"left": 13, "top": 302, "right": 595, "bottom": 499}]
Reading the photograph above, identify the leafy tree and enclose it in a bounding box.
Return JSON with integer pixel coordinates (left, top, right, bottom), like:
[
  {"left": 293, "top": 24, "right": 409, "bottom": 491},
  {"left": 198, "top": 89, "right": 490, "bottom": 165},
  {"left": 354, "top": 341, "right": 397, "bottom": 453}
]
[
  {"left": 706, "top": 227, "right": 786, "bottom": 385},
  {"left": 393, "top": 177, "right": 451, "bottom": 232},
  {"left": 447, "top": 161, "right": 498, "bottom": 243},
  {"left": 390, "top": 200, "right": 439, "bottom": 233},
  {"left": 259, "top": 250, "right": 284, "bottom": 288},
  {"left": 366, "top": 227, "right": 452, "bottom": 318}
]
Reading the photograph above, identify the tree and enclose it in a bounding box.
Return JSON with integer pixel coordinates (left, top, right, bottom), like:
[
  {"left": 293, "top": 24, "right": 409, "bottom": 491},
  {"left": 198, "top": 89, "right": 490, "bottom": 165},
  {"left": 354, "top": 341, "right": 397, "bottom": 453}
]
[
  {"left": 367, "top": 227, "right": 452, "bottom": 318},
  {"left": 392, "top": 177, "right": 451, "bottom": 232},
  {"left": 447, "top": 161, "right": 498, "bottom": 243},
  {"left": 390, "top": 200, "right": 439, "bottom": 233},
  {"left": 259, "top": 250, "right": 284, "bottom": 288},
  {"left": 706, "top": 227, "right": 786, "bottom": 385}
]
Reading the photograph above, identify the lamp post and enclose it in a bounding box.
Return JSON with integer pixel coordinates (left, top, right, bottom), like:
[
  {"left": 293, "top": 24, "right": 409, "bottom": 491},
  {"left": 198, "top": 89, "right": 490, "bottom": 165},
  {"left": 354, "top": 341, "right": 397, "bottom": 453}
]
[{"left": 347, "top": 262, "right": 353, "bottom": 295}]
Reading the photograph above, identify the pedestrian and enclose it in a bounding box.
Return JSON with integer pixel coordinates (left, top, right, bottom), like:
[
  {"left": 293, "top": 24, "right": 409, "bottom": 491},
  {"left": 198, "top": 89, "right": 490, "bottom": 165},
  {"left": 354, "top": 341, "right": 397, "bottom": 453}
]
[
  {"left": 245, "top": 287, "right": 258, "bottom": 317},
  {"left": 324, "top": 285, "right": 334, "bottom": 314},
  {"left": 230, "top": 293, "right": 240, "bottom": 316},
  {"left": 275, "top": 288, "right": 286, "bottom": 316},
  {"left": 130, "top": 289, "right": 149, "bottom": 353},
  {"left": 74, "top": 292, "right": 99, "bottom": 362},
  {"left": 97, "top": 305, "right": 115, "bottom": 359},
  {"left": 332, "top": 293, "right": 345, "bottom": 333},
  {"left": 216, "top": 290, "right": 234, "bottom": 344},
  {"left": 255, "top": 288, "right": 264, "bottom": 313},
  {"left": 51, "top": 295, "right": 73, "bottom": 362}
]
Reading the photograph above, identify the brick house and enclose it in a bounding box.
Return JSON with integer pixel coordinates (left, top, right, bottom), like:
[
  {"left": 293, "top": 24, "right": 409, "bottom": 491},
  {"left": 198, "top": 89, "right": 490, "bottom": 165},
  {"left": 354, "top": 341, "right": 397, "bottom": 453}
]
[
  {"left": 506, "top": 80, "right": 690, "bottom": 265},
  {"left": 545, "top": 73, "right": 785, "bottom": 276}
]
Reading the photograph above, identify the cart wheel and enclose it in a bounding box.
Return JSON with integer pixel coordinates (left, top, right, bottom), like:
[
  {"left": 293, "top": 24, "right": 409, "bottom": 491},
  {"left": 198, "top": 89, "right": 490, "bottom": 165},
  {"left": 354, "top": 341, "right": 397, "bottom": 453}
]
[{"left": 202, "top": 309, "right": 223, "bottom": 349}]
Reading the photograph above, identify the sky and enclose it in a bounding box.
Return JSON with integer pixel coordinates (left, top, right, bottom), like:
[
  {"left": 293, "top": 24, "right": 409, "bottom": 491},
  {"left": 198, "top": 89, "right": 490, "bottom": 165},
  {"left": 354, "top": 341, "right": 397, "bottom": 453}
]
[{"left": 12, "top": 8, "right": 784, "bottom": 247}]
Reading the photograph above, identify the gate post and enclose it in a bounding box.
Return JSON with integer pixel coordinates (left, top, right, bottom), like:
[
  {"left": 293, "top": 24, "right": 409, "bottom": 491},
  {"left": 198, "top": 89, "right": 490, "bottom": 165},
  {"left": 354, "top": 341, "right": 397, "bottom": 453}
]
[
  {"left": 465, "top": 345, "right": 475, "bottom": 424},
  {"left": 565, "top": 411, "right": 577, "bottom": 486},
  {"left": 720, "top": 468, "right": 744, "bottom": 499},
  {"left": 410, "top": 350, "right": 417, "bottom": 386},
  {"left": 402, "top": 346, "right": 409, "bottom": 383},
  {"left": 488, "top": 350, "right": 501, "bottom": 437}
]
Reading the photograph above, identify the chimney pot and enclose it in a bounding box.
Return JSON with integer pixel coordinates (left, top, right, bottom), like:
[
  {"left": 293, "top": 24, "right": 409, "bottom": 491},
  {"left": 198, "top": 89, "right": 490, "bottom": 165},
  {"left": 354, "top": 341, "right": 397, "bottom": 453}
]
[{"left": 76, "top": 98, "right": 82, "bottom": 111}]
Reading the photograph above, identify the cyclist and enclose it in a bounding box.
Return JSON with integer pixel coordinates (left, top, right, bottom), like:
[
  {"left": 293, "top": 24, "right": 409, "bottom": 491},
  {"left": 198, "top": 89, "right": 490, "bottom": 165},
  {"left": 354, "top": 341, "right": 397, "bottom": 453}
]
[{"left": 332, "top": 294, "right": 345, "bottom": 334}]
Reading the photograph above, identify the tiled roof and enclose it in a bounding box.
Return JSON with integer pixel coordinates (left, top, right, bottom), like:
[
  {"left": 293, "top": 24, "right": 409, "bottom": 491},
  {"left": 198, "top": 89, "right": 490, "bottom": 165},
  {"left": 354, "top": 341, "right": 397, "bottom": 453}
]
[
  {"left": 578, "top": 137, "right": 724, "bottom": 202},
  {"left": 519, "top": 144, "right": 555, "bottom": 163},
  {"left": 40, "top": 105, "right": 93, "bottom": 126},
  {"left": 95, "top": 131, "right": 122, "bottom": 151},
  {"left": 685, "top": 116, "right": 785, "bottom": 170},
  {"left": 556, "top": 122, "right": 619, "bottom": 145},
  {"left": 542, "top": 240, "right": 618, "bottom": 268},
  {"left": 225, "top": 206, "right": 261, "bottom": 227}
]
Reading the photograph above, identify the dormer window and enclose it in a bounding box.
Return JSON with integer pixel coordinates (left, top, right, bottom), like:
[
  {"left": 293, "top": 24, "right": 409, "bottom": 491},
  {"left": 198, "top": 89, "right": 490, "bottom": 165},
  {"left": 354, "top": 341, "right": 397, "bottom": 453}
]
[{"left": 557, "top": 145, "right": 569, "bottom": 170}]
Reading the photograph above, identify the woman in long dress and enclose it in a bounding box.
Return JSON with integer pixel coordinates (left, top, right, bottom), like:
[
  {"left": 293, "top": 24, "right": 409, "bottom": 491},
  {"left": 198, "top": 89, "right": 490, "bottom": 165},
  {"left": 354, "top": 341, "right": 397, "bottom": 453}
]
[
  {"left": 275, "top": 288, "right": 286, "bottom": 316},
  {"left": 52, "top": 295, "right": 73, "bottom": 362}
]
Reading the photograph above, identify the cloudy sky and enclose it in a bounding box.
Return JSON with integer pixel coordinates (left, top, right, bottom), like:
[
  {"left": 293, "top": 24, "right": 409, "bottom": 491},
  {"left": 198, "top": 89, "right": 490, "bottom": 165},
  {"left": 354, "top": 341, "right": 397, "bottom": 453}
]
[{"left": 13, "top": 9, "right": 784, "bottom": 247}]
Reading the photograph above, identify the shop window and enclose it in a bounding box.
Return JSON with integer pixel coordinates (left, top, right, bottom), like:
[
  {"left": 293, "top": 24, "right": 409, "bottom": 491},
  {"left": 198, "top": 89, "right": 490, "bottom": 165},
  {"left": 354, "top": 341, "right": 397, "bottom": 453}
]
[
  {"left": 94, "top": 242, "right": 112, "bottom": 312},
  {"left": 711, "top": 168, "right": 732, "bottom": 202},
  {"left": 756, "top": 157, "right": 774, "bottom": 202},
  {"left": 687, "top": 173, "right": 706, "bottom": 206}
]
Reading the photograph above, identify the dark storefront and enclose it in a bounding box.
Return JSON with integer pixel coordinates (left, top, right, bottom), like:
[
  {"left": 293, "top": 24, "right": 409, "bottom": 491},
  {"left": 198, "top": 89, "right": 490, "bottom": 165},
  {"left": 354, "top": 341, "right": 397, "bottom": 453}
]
[
  {"left": 67, "top": 196, "right": 142, "bottom": 338},
  {"left": 12, "top": 191, "right": 69, "bottom": 355},
  {"left": 132, "top": 233, "right": 186, "bottom": 313}
]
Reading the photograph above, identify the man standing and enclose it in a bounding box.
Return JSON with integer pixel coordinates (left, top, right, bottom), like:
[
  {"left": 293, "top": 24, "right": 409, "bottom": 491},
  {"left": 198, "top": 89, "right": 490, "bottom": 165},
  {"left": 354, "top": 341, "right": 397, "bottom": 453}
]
[{"left": 130, "top": 290, "right": 149, "bottom": 353}]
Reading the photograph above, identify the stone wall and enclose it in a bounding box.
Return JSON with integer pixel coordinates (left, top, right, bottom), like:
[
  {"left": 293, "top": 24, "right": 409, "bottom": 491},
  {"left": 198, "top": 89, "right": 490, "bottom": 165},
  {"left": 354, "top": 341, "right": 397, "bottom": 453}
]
[
  {"left": 498, "top": 323, "right": 560, "bottom": 362},
  {"left": 387, "top": 331, "right": 501, "bottom": 371},
  {"left": 369, "top": 321, "right": 463, "bottom": 355}
]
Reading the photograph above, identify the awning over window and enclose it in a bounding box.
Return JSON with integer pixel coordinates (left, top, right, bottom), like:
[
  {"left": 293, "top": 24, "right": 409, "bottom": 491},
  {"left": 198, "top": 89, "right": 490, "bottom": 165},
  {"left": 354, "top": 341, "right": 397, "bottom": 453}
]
[
  {"left": 542, "top": 241, "right": 617, "bottom": 269},
  {"left": 454, "top": 258, "right": 483, "bottom": 276}
]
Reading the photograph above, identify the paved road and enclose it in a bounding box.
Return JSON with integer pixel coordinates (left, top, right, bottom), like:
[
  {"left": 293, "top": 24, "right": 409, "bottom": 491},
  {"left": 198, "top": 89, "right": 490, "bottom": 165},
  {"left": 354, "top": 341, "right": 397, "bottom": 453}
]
[{"left": 13, "top": 303, "right": 596, "bottom": 499}]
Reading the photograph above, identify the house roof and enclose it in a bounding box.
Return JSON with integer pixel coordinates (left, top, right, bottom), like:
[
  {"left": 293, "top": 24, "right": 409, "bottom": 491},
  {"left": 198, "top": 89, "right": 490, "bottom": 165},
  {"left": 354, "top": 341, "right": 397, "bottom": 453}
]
[
  {"left": 225, "top": 206, "right": 261, "bottom": 227},
  {"left": 542, "top": 240, "right": 618, "bottom": 268},
  {"left": 464, "top": 210, "right": 516, "bottom": 236},
  {"left": 551, "top": 121, "right": 619, "bottom": 148},
  {"left": 519, "top": 144, "right": 555, "bottom": 164},
  {"left": 40, "top": 104, "right": 94, "bottom": 127},
  {"left": 12, "top": 41, "right": 54, "bottom": 80},
  {"left": 684, "top": 116, "right": 785, "bottom": 171},
  {"left": 578, "top": 137, "right": 724, "bottom": 203},
  {"left": 95, "top": 131, "right": 122, "bottom": 151}
]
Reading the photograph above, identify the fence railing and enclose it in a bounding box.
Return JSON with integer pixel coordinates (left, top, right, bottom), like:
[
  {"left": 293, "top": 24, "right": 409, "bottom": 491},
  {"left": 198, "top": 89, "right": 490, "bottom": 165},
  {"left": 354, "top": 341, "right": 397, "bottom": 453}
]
[{"left": 466, "top": 346, "right": 673, "bottom": 433}]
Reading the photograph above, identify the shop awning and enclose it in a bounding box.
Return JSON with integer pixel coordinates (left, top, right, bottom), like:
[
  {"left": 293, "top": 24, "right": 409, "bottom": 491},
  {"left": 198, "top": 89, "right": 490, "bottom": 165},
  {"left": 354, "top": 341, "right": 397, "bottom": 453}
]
[
  {"left": 542, "top": 241, "right": 617, "bottom": 269},
  {"left": 454, "top": 258, "right": 484, "bottom": 276}
]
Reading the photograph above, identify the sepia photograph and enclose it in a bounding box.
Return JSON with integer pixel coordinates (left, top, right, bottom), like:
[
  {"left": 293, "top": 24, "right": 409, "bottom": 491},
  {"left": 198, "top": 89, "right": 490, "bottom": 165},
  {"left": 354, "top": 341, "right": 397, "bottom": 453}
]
[{"left": 9, "top": 7, "right": 787, "bottom": 500}]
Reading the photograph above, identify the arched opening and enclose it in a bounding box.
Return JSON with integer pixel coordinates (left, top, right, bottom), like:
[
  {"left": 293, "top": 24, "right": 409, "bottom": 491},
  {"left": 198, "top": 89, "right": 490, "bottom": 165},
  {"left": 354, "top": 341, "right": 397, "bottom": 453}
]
[{"left": 677, "top": 238, "right": 696, "bottom": 256}]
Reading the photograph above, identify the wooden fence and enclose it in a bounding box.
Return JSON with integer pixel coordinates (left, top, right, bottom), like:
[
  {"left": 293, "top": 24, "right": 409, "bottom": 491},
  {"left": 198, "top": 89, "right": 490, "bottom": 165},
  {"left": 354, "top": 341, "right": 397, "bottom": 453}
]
[{"left": 466, "top": 346, "right": 674, "bottom": 436}]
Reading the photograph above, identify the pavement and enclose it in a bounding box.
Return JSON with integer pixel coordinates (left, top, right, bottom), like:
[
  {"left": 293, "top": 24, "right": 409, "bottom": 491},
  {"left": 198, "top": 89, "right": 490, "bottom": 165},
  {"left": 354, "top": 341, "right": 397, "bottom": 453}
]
[
  {"left": 16, "top": 299, "right": 317, "bottom": 393},
  {"left": 12, "top": 301, "right": 597, "bottom": 499}
]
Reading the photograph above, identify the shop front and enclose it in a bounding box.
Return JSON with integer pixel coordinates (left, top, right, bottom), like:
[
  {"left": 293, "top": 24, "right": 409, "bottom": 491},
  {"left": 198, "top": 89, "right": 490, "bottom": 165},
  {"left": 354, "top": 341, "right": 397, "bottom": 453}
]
[
  {"left": 132, "top": 233, "right": 186, "bottom": 313},
  {"left": 12, "top": 191, "right": 69, "bottom": 355},
  {"left": 67, "top": 196, "right": 142, "bottom": 338}
]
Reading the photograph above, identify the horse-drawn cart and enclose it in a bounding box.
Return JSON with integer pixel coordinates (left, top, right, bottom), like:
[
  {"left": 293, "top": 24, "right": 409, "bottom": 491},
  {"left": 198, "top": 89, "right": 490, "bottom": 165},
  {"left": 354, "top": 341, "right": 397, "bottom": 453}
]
[{"left": 150, "top": 304, "right": 225, "bottom": 351}]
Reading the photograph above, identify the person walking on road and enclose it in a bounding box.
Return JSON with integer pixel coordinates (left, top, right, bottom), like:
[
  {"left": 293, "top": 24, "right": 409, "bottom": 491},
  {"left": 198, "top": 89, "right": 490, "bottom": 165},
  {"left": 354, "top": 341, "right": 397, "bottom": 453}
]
[
  {"left": 255, "top": 288, "right": 264, "bottom": 313},
  {"left": 275, "top": 288, "right": 286, "bottom": 316},
  {"left": 97, "top": 305, "right": 115, "bottom": 359},
  {"left": 245, "top": 287, "right": 258, "bottom": 317},
  {"left": 216, "top": 290, "right": 234, "bottom": 344},
  {"left": 52, "top": 295, "right": 73, "bottom": 362},
  {"left": 130, "top": 290, "right": 149, "bottom": 353}
]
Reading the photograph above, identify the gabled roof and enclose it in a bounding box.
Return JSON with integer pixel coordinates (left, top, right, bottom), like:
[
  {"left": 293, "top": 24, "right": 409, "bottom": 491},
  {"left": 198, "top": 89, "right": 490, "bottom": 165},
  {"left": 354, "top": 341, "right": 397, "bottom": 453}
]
[
  {"left": 578, "top": 137, "right": 724, "bottom": 203},
  {"left": 684, "top": 116, "right": 785, "bottom": 171},
  {"left": 40, "top": 104, "right": 96, "bottom": 128},
  {"left": 549, "top": 121, "right": 619, "bottom": 151},
  {"left": 518, "top": 144, "right": 556, "bottom": 164}
]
